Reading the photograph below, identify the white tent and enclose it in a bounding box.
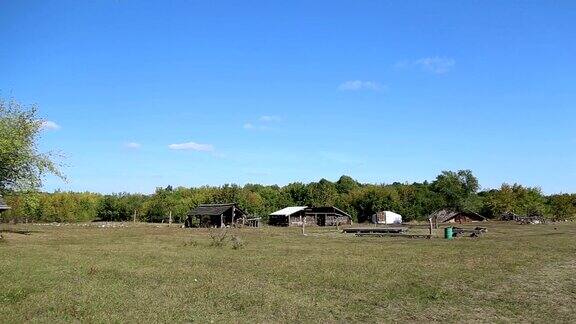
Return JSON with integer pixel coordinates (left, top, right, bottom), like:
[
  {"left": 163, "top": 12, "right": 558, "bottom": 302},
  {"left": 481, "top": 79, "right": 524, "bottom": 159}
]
[{"left": 372, "top": 211, "right": 402, "bottom": 224}]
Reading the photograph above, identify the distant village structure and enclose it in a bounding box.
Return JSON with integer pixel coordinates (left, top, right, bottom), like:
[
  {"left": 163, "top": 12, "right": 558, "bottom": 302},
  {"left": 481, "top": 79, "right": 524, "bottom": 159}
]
[
  {"left": 0, "top": 196, "right": 10, "bottom": 214},
  {"left": 372, "top": 211, "right": 403, "bottom": 224},
  {"left": 501, "top": 212, "right": 543, "bottom": 224},
  {"left": 429, "top": 209, "right": 486, "bottom": 228},
  {"left": 184, "top": 203, "right": 248, "bottom": 228},
  {"left": 269, "top": 206, "right": 352, "bottom": 227}
]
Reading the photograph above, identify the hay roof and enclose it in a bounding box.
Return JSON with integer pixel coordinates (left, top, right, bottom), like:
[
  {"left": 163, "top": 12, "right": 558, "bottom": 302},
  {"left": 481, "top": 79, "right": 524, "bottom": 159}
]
[
  {"left": 188, "top": 203, "right": 247, "bottom": 217},
  {"left": 429, "top": 209, "right": 485, "bottom": 223}
]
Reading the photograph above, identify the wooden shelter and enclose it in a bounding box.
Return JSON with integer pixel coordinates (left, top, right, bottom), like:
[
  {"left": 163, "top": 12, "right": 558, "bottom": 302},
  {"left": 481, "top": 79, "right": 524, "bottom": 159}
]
[
  {"left": 0, "top": 196, "right": 10, "bottom": 214},
  {"left": 268, "top": 206, "right": 307, "bottom": 226},
  {"left": 269, "top": 206, "right": 352, "bottom": 227},
  {"left": 429, "top": 209, "right": 486, "bottom": 227},
  {"left": 185, "top": 203, "right": 248, "bottom": 228}
]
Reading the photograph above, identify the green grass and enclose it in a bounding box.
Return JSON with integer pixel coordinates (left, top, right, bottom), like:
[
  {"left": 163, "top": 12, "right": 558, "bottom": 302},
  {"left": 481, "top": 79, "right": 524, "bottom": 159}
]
[{"left": 1, "top": 222, "right": 575, "bottom": 323}]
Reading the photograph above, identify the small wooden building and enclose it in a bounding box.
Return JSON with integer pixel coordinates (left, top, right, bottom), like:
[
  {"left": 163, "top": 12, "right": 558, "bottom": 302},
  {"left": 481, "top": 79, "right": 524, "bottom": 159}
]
[
  {"left": 268, "top": 206, "right": 307, "bottom": 226},
  {"left": 268, "top": 206, "right": 352, "bottom": 227},
  {"left": 185, "top": 203, "right": 248, "bottom": 228},
  {"left": 0, "top": 196, "right": 10, "bottom": 214},
  {"left": 429, "top": 209, "right": 486, "bottom": 227}
]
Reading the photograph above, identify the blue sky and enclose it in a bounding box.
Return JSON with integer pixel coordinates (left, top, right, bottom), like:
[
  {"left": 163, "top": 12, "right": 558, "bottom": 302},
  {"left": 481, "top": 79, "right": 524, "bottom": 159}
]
[{"left": 1, "top": 1, "right": 575, "bottom": 194}]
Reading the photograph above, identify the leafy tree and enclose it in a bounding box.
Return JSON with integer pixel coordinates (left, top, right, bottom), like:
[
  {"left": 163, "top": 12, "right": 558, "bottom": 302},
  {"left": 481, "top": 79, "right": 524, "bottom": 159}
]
[
  {"left": 307, "top": 179, "right": 338, "bottom": 206},
  {"left": 0, "top": 97, "right": 64, "bottom": 194},
  {"left": 547, "top": 194, "right": 576, "bottom": 221},
  {"left": 431, "top": 170, "right": 479, "bottom": 211},
  {"left": 336, "top": 175, "right": 360, "bottom": 194}
]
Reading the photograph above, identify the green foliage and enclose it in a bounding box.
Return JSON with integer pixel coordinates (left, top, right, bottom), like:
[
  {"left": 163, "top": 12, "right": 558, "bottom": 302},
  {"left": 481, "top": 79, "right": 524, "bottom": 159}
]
[
  {"left": 481, "top": 184, "right": 547, "bottom": 218},
  {"left": 547, "top": 194, "right": 576, "bottom": 221},
  {"left": 0, "top": 97, "right": 64, "bottom": 194},
  {"left": 0, "top": 170, "right": 570, "bottom": 224},
  {"left": 431, "top": 170, "right": 479, "bottom": 211}
]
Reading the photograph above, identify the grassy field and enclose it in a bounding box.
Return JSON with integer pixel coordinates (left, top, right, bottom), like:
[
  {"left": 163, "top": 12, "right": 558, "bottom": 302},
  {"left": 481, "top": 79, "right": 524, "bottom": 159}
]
[{"left": 1, "top": 222, "right": 575, "bottom": 323}]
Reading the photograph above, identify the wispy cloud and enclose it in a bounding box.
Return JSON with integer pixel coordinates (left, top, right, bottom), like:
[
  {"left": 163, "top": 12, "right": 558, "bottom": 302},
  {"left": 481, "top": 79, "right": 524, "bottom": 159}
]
[
  {"left": 40, "top": 120, "right": 60, "bottom": 131},
  {"left": 244, "top": 115, "right": 282, "bottom": 131},
  {"left": 259, "top": 115, "right": 281, "bottom": 122},
  {"left": 338, "top": 80, "right": 385, "bottom": 91},
  {"left": 168, "top": 141, "right": 214, "bottom": 152},
  {"left": 125, "top": 142, "right": 141, "bottom": 149},
  {"left": 396, "top": 57, "right": 455, "bottom": 74}
]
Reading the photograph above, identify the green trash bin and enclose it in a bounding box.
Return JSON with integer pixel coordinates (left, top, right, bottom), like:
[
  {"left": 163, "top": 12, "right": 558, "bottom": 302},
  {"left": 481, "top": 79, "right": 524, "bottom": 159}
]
[{"left": 444, "top": 227, "right": 453, "bottom": 240}]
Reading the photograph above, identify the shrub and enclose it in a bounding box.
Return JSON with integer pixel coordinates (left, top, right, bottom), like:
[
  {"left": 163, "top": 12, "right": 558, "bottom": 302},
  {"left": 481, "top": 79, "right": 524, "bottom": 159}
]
[
  {"left": 230, "top": 235, "right": 244, "bottom": 250},
  {"left": 209, "top": 230, "right": 229, "bottom": 248}
]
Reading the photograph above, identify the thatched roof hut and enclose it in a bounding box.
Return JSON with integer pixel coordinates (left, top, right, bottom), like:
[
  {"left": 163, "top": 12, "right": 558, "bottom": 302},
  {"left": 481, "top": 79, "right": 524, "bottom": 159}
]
[
  {"left": 185, "top": 203, "right": 248, "bottom": 228},
  {"left": 429, "top": 209, "right": 486, "bottom": 225}
]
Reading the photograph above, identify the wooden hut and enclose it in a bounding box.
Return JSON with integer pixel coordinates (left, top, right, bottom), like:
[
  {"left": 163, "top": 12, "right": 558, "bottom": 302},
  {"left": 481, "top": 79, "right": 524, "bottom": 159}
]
[
  {"left": 268, "top": 206, "right": 307, "bottom": 226},
  {"left": 185, "top": 203, "right": 248, "bottom": 228},
  {"left": 429, "top": 209, "right": 486, "bottom": 227},
  {"left": 0, "top": 196, "right": 10, "bottom": 214},
  {"left": 268, "top": 206, "right": 352, "bottom": 227}
]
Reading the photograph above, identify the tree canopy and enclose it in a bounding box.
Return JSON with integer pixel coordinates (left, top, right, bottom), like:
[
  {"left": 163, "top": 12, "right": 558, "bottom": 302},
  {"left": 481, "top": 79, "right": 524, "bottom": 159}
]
[
  {"left": 2, "top": 171, "right": 575, "bottom": 224},
  {"left": 0, "top": 98, "right": 63, "bottom": 195}
]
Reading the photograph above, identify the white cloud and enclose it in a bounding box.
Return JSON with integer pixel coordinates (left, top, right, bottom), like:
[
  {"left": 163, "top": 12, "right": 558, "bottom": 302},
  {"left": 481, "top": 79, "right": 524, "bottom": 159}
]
[
  {"left": 244, "top": 116, "right": 282, "bottom": 131},
  {"left": 396, "top": 57, "right": 455, "bottom": 74},
  {"left": 415, "top": 57, "right": 455, "bottom": 74},
  {"left": 125, "top": 142, "right": 141, "bottom": 149},
  {"left": 338, "top": 80, "right": 384, "bottom": 91},
  {"left": 40, "top": 120, "right": 60, "bottom": 130},
  {"left": 168, "top": 141, "right": 214, "bottom": 152},
  {"left": 259, "top": 115, "right": 281, "bottom": 122}
]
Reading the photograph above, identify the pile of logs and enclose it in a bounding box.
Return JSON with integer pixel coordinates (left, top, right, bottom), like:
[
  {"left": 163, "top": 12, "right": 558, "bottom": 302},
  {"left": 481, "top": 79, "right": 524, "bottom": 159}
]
[{"left": 452, "top": 227, "right": 487, "bottom": 238}]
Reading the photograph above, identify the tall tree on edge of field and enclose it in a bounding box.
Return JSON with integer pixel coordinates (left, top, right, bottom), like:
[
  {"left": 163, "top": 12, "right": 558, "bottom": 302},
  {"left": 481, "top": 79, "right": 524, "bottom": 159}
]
[
  {"left": 431, "top": 170, "right": 480, "bottom": 212},
  {"left": 0, "top": 97, "right": 64, "bottom": 195}
]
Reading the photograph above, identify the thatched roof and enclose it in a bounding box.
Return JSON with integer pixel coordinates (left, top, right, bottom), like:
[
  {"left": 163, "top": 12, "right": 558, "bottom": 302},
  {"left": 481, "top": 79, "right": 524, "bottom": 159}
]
[
  {"left": 429, "top": 209, "right": 486, "bottom": 223},
  {"left": 0, "top": 196, "right": 10, "bottom": 211},
  {"left": 188, "top": 203, "right": 247, "bottom": 217}
]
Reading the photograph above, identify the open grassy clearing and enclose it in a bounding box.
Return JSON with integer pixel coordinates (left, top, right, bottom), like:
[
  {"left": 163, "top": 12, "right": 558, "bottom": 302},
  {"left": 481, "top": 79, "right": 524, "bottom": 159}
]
[{"left": 1, "top": 222, "right": 575, "bottom": 323}]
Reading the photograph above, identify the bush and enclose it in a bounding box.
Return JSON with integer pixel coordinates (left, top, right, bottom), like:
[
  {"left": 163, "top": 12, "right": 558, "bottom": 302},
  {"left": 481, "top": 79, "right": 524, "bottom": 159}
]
[
  {"left": 230, "top": 235, "right": 244, "bottom": 250},
  {"left": 209, "top": 230, "right": 229, "bottom": 248}
]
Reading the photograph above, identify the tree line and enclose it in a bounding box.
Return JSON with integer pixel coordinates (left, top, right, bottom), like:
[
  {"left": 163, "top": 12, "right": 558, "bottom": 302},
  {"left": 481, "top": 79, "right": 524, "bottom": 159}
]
[
  {"left": 2, "top": 171, "right": 576, "bottom": 223},
  {"left": 1, "top": 98, "right": 575, "bottom": 224}
]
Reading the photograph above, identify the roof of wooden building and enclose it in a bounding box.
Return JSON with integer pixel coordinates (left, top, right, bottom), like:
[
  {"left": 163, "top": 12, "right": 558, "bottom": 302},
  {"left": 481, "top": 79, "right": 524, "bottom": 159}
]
[
  {"left": 270, "top": 206, "right": 308, "bottom": 216},
  {"left": 188, "top": 203, "right": 247, "bottom": 217},
  {"left": 429, "top": 209, "right": 486, "bottom": 223},
  {"left": 307, "top": 206, "right": 352, "bottom": 218}
]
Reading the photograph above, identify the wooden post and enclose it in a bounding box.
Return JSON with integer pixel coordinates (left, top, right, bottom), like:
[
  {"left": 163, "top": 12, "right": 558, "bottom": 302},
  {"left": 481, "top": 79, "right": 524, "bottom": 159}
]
[
  {"left": 429, "top": 218, "right": 433, "bottom": 236},
  {"left": 133, "top": 210, "right": 137, "bottom": 223},
  {"left": 302, "top": 216, "right": 306, "bottom": 236},
  {"left": 220, "top": 213, "right": 224, "bottom": 228},
  {"left": 168, "top": 211, "right": 172, "bottom": 227},
  {"left": 231, "top": 205, "right": 235, "bottom": 227}
]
